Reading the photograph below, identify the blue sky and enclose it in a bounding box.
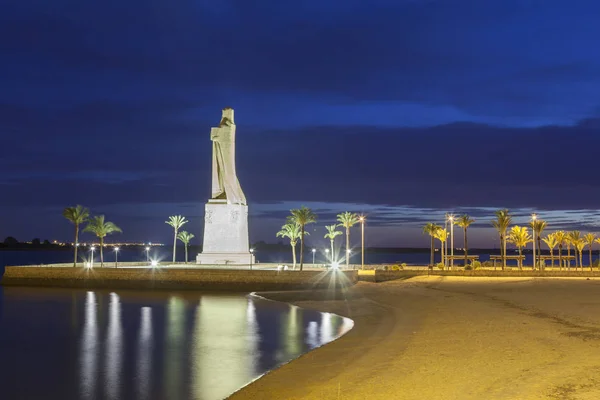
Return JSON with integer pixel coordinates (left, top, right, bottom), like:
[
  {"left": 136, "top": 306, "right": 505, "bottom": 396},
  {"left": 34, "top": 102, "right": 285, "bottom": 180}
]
[{"left": 2, "top": 0, "right": 600, "bottom": 247}]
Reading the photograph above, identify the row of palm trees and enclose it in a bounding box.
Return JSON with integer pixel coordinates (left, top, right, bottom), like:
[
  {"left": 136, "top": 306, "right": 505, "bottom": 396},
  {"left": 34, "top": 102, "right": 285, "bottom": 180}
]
[
  {"left": 63, "top": 205, "right": 122, "bottom": 267},
  {"left": 423, "top": 209, "right": 600, "bottom": 271},
  {"left": 165, "top": 215, "right": 195, "bottom": 263},
  {"left": 276, "top": 207, "right": 364, "bottom": 270}
]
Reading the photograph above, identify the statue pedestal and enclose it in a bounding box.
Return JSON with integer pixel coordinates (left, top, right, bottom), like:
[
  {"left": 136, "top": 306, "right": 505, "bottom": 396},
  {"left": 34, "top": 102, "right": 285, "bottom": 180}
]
[{"left": 196, "top": 200, "right": 255, "bottom": 265}]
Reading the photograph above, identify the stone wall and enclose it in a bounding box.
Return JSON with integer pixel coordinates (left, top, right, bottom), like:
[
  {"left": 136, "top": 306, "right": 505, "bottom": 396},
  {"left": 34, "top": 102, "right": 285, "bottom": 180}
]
[
  {"left": 363, "top": 269, "right": 600, "bottom": 282},
  {"left": 1, "top": 267, "right": 358, "bottom": 291}
]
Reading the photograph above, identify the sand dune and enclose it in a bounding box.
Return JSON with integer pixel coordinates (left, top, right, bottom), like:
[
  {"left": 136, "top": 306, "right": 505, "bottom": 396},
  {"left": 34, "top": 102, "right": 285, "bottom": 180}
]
[{"left": 230, "top": 277, "right": 600, "bottom": 399}]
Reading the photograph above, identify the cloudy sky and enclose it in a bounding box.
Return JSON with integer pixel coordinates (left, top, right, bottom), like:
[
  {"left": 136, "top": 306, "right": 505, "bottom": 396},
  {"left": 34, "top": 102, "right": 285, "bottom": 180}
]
[{"left": 2, "top": 0, "right": 600, "bottom": 248}]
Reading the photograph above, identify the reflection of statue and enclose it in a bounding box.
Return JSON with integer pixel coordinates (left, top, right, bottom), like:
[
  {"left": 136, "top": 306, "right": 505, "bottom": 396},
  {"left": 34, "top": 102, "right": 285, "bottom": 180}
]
[{"left": 211, "top": 108, "right": 246, "bottom": 205}]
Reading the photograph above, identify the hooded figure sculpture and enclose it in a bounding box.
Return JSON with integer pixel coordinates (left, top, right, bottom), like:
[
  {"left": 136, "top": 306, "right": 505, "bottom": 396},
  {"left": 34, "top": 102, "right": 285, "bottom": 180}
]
[{"left": 210, "top": 107, "right": 247, "bottom": 205}]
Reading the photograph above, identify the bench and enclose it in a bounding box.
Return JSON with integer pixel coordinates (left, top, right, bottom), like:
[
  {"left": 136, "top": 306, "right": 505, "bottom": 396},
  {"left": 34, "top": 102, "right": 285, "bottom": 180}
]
[{"left": 489, "top": 255, "right": 524, "bottom": 268}]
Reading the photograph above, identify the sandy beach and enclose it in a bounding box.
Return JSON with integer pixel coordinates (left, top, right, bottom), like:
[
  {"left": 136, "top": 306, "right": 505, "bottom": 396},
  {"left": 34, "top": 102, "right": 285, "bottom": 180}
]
[{"left": 231, "top": 276, "right": 600, "bottom": 399}]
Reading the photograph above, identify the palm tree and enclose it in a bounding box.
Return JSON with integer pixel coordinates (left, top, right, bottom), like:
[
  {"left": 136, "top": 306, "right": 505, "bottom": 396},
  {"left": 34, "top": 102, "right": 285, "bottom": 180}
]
[
  {"left": 324, "top": 224, "right": 342, "bottom": 262},
  {"left": 455, "top": 215, "right": 475, "bottom": 267},
  {"left": 542, "top": 233, "right": 558, "bottom": 269},
  {"left": 433, "top": 228, "right": 448, "bottom": 270},
  {"left": 507, "top": 226, "right": 532, "bottom": 270},
  {"left": 177, "top": 231, "right": 195, "bottom": 264},
  {"left": 63, "top": 205, "right": 90, "bottom": 267},
  {"left": 529, "top": 219, "right": 547, "bottom": 269},
  {"left": 554, "top": 231, "right": 566, "bottom": 270},
  {"left": 491, "top": 209, "right": 512, "bottom": 271},
  {"left": 575, "top": 238, "right": 586, "bottom": 272},
  {"left": 585, "top": 233, "right": 596, "bottom": 271},
  {"left": 594, "top": 237, "right": 600, "bottom": 269},
  {"left": 276, "top": 222, "right": 303, "bottom": 269},
  {"left": 423, "top": 223, "right": 441, "bottom": 268},
  {"left": 83, "top": 215, "right": 122, "bottom": 267},
  {"left": 337, "top": 212, "right": 360, "bottom": 269},
  {"left": 166, "top": 215, "right": 188, "bottom": 263},
  {"left": 288, "top": 206, "right": 317, "bottom": 271},
  {"left": 567, "top": 231, "right": 583, "bottom": 270},
  {"left": 565, "top": 235, "right": 573, "bottom": 269}
]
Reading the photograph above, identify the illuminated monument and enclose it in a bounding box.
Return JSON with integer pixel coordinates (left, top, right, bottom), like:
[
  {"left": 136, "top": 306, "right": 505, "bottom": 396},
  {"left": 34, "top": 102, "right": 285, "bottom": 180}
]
[{"left": 196, "top": 108, "right": 255, "bottom": 265}]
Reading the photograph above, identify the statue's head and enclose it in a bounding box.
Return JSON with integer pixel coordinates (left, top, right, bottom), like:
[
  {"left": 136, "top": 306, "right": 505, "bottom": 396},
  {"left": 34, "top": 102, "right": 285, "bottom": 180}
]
[{"left": 222, "top": 107, "right": 234, "bottom": 124}]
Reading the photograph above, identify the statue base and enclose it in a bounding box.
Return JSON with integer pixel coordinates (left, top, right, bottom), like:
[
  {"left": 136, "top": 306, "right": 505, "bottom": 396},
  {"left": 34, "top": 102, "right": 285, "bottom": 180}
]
[{"left": 196, "top": 200, "right": 255, "bottom": 265}]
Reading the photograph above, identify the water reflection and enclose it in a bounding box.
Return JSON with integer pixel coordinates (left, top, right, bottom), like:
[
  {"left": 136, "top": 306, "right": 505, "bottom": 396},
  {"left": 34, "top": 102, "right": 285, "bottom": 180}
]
[
  {"left": 105, "top": 293, "right": 123, "bottom": 400},
  {"left": 164, "top": 296, "right": 186, "bottom": 400},
  {"left": 70, "top": 291, "right": 353, "bottom": 400},
  {"left": 80, "top": 292, "right": 98, "bottom": 400},
  {"left": 192, "top": 296, "right": 259, "bottom": 400},
  {"left": 137, "top": 307, "right": 153, "bottom": 400}
]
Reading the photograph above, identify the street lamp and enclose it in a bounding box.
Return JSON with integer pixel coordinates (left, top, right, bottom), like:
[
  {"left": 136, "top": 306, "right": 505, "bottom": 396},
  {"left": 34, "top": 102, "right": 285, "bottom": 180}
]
[
  {"left": 312, "top": 248, "right": 316, "bottom": 267},
  {"left": 531, "top": 213, "right": 537, "bottom": 269},
  {"left": 250, "top": 248, "right": 254, "bottom": 270},
  {"left": 359, "top": 216, "right": 366, "bottom": 270},
  {"left": 114, "top": 247, "right": 120, "bottom": 268},
  {"left": 145, "top": 246, "right": 150, "bottom": 262},
  {"left": 448, "top": 214, "right": 455, "bottom": 270},
  {"left": 90, "top": 246, "right": 96, "bottom": 269}
]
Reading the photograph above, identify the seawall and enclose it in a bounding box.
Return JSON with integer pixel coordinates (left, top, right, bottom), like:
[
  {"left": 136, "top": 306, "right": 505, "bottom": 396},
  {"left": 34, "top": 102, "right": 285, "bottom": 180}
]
[
  {"left": 357, "top": 269, "right": 600, "bottom": 282},
  {"left": 0, "top": 266, "right": 357, "bottom": 291}
]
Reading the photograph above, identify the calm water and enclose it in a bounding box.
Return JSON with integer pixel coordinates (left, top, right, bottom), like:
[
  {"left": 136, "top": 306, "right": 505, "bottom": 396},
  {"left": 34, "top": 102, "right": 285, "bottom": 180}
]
[{"left": 0, "top": 287, "right": 353, "bottom": 400}]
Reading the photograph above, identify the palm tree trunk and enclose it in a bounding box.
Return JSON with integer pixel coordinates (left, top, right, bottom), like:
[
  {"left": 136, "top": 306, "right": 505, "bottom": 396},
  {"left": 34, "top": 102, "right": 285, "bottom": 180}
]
[
  {"left": 291, "top": 243, "right": 297, "bottom": 269},
  {"left": 518, "top": 248, "right": 523, "bottom": 270},
  {"left": 172, "top": 229, "right": 177, "bottom": 263},
  {"left": 567, "top": 245, "right": 571, "bottom": 269},
  {"left": 430, "top": 235, "right": 434, "bottom": 267},
  {"left": 185, "top": 244, "right": 188, "bottom": 264},
  {"left": 558, "top": 244, "right": 562, "bottom": 270},
  {"left": 300, "top": 226, "right": 305, "bottom": 271},
  {"left": 464, "top": 227, "right": 468, "bottom": 267},
  {"left": 589, "top": 246, "right": 593, "bottom": 271},
  {"left": 580, "top": 250, "right": 583, "bottom": 272},
  {"left": 502, "top": 235, "right": 506, "bottom": 271},
  {"left": 330, "top": 239, "right": 334, "bottom": 262},
  {"left": 73, "top": 224, "right": 79, "bottom": 268},
  {"left": 346, "top": 228, "right": 350, "bottom": 269},
  {"left": 100, "top": 237, "right": 104, "bottom": 267},
  {"left": 550, "top": 248, "right": 554, "bottom": 268},
  {"left": 537, "top": 237, "right": 542, "bottom": 270}
]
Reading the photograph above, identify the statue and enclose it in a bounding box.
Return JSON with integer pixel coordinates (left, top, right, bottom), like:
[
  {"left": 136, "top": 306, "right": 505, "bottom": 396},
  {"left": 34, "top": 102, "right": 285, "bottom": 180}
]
[{"left": 210, "top": 107, "right": 246, "bottom": 205}]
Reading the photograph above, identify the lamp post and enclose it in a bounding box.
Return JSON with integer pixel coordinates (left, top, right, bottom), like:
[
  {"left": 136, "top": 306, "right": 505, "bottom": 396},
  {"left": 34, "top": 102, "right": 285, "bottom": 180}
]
[
  {"left": 444, "top": 214, "right": 448, "bottom": 267},
  {"left": 145, "top": 246, "right": 150, "bottom": 262},
  {"left": 531, "top": 213, "right": 537, "bottom": 270},
  {"left": 325, "top": 248, "right": 330, "bottom": 268},
  {"left": 90, "top": 246, "right": 96, "bottom": 269},
  {"left": 359, "top": 216, "right": 366, "bottom": 270},
  {"left": 312, "top": 248, "right": 316, "bottom": 267},
  {"left": 250, "top": 248, "right": 254, "bottom": 270},
  {"left": 449, "top": 215, "right": 455, "bottom": 270},
  {"left": 115, "top": 247, "right": 120, "bottom": 268}
]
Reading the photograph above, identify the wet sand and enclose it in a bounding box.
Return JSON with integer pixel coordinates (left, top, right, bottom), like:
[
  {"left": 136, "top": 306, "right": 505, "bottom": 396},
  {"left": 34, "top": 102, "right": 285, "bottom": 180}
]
[{"left": 231, "top": 276, "right": 600, "bottom": 399}]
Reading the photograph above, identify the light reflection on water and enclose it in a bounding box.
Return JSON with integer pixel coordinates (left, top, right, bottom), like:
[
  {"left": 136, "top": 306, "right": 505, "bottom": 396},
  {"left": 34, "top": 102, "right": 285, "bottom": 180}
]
[{"left": 1, "top": 288, "right": 353, "bottom": 400}]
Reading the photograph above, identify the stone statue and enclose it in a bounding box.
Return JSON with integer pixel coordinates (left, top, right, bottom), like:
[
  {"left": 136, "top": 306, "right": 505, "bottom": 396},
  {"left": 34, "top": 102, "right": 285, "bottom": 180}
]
[{"left": 210, "top": 107, "right": 247, "bottom": 205}]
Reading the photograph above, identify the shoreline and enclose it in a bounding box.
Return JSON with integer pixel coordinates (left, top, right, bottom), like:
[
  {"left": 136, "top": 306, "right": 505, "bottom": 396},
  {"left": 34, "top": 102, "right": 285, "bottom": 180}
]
[{"left": 231, "top": 276, "right": 600, "bottom": 399}]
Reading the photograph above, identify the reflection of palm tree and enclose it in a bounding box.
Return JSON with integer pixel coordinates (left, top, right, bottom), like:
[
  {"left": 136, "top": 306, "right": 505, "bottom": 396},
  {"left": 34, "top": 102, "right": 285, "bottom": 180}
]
[
  {"left": 289, "top": 206, "right": 317, "bottom": 271},
  {"left": 63, "top": 205, "right": 90, "bottom": 267},
  {"left": 507, "top": 226, "right": 532, "bottom": 270},
  {"left": 422, "top": 223, "right": 441, "bottom": 267},
  {"left": 166, "top": 215, "right": 188, "bottom": 263},
  {"left": 276, "top": 222, "right": 303, "bottom": 269},
  {"left": 324, "top": 225, "right": 342, "bottom": 262},
  {"left": 337, "top": 212, "right": 360, "bottom": 269},
  {"left": 455, "top": 215, "right": 475, "bottom": 267},
  {"left": 491, "top": 209, "right": 512, "bottom": 271},
  {"left": 177, "top": 231, "right": 195, "bottom": 264},
  {"left": 83, "top": 215, "right": 122, "bottom": 267},
  {"left": 542, "top": 233, "right": 558, "bottom": 269},
  {"left": 585, "top": 233, "right": 596, "bottom": 270},
  {"left": 554, "top": 230, "right": 566, "bottom": 270},
  {"left": 434, "top": 229, "right": 448, "bottom": 270}
]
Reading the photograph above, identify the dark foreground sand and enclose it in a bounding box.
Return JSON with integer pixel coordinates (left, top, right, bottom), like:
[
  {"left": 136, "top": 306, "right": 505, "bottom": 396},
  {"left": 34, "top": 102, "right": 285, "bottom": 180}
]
[{"left": 230, "top": 276, "right": 600, "bottom": 400}]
